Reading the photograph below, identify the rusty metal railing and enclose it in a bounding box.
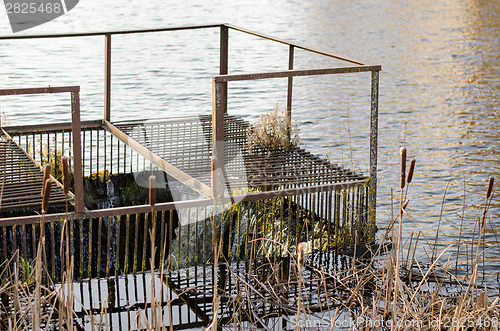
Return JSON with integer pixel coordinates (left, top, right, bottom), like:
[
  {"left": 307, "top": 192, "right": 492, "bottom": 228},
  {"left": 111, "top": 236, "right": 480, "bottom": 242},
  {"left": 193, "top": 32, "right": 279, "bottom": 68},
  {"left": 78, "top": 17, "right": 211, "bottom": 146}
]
[
  {"left": 211, "top": 65, "right": 381, "bottom": 238},
  {"left": 0, "top": 178, "right": 367, "bottom": 278},
  {"left": 0, "top": 86, "right": 85, "bottom": 214},
  {"left": 1, "top": 23, "right": 380, "bottom": 233}
]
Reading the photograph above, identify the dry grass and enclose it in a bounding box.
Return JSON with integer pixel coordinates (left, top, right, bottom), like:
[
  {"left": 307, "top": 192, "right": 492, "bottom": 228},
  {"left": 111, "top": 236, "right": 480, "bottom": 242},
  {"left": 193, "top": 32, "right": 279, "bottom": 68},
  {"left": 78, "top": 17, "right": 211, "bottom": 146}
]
[
  {"left": 0, "top": 112, "right": 10, "bottom": 127},
  {"left": 246, "top": 102, "right": 300, "bottom": 154},
  {"left": 0, "top": 148, "right": 498, "bottom": 330}
]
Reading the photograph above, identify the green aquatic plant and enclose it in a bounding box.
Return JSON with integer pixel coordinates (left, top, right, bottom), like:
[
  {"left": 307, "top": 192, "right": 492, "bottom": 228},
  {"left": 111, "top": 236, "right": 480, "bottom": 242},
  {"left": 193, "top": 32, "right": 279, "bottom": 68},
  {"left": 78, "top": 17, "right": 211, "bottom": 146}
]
[
  {"left": 25, "top": 139, "right": 71, "bottom": 182},
  {"left": 19, "top": 257, "right": 34, "bottom": 287}
]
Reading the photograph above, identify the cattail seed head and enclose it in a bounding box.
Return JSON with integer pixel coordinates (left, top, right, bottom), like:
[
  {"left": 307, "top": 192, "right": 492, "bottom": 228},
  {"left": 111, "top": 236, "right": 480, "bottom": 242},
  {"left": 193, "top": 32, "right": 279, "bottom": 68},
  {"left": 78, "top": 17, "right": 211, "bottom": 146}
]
[
  {"left": 407, "top": 159, "right": 416, "bottom": 184},
  {"left": 400, "top": 147, "right": 407, "bottom": 189},
  {"left": 149, "top": 175, "right": 156, "bottom": 207},
  {"left": 42, "top": 179, "right": 53, "bottom": 213},
  {"left": 297, "top": 242, "right": 307, "bottom": 272},
  {"left": 486, "top": 176, "right": 494, "bottom": 199},
  {"left": 41, "top": 164, "right": 52, "bottom": 196},
  {"left": 61, "top": 156, "right": 70, "bottom": 195}
]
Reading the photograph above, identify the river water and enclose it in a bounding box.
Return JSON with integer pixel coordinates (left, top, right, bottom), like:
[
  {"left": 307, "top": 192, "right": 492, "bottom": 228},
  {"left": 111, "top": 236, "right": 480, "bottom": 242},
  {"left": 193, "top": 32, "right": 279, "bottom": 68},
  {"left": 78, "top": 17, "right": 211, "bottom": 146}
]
[{"left": 0, "top": 0, "right": 499, "bottom": 282}]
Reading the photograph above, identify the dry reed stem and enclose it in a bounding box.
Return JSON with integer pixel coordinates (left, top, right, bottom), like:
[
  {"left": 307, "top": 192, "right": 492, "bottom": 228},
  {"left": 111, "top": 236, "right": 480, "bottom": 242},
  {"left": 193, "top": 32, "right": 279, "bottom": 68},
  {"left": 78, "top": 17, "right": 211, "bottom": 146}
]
[{"left": 61, "top": 156, "right": 70, "bottom": 195}]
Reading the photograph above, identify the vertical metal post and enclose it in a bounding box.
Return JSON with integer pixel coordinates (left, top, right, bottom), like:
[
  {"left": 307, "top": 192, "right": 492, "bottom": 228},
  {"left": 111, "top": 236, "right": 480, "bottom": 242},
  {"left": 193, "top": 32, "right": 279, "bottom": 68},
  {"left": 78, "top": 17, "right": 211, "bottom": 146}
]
[
  {"left": 104, "top": 34, "right": 112, "bottom": 121},
  {"left": 220, "top": 25, "right": 228, "bottom": 114},
  {"left": 286, "top": 45, "right": 294, "bottom": 128},
  {"left": 212, "top": 79, "right": 225, "bottom": 198},
  {"left": 71, "top": 90, "right": 85, "bottom": 214},
  {"left": 368, "top": 70, "right": 380, "bottom": 239}
]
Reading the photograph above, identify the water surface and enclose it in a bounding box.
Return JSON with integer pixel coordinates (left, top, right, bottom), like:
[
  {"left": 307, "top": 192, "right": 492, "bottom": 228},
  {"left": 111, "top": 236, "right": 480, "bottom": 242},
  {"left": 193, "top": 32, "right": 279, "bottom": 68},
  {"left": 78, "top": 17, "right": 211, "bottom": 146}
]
[{"left": 0, "top": 0, "right": 498, "bottom": 281}]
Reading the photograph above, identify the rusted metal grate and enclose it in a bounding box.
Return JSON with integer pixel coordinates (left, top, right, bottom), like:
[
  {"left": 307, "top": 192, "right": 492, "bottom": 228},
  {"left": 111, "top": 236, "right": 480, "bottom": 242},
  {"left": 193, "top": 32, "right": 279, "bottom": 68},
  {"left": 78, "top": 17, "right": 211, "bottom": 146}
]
[
  {"left": 65, "top": 257, "right": 349, "bottom": 330},
  {"left": 0, "top": 132, "right": 72, "bottom": 215},
  {"left": 114, "top": 115, "right": 366, "bottom": 192}
]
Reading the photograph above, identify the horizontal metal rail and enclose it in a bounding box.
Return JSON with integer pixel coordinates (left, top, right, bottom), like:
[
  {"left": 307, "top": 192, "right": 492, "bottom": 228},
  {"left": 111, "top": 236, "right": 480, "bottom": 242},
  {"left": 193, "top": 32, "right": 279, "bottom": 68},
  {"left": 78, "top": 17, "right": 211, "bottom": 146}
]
[
  {"left": 2, "top": 120, "right": 102, "bottom": 134},
  {"left": 0, "top": 179, "right": 365, "bottom": 226},
  {"left": 0, "top": 23, "right": 223, "bottom": 40},
  {"left": 0, "top": 85, "right": 80, "bottom": 95},
  {"left": 213, "top": 65, "right": 381, "bottom": 82},
  {"left": 0, "top": 23, "right": 366, "bottom": 65}
]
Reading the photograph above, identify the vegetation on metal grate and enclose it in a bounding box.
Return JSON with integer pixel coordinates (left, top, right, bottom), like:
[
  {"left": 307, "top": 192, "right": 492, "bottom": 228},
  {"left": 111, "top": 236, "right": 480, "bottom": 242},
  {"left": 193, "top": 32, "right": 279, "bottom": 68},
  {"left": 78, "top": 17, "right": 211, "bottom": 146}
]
[{"left": 246, "top": 102, "right": 300, "bottom": 154}]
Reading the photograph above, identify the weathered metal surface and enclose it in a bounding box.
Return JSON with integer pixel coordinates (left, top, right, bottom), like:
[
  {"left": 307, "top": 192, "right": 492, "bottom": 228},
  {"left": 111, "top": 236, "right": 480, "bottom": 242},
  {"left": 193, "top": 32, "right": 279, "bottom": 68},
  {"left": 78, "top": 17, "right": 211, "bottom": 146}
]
[
  {"left": 112, "top": 115, "right": 366, "bottom": 195},
  {"left": 369, "top": 70, "right": 380, "bottom": 239},
  {"left": 0, "top": 23, "right": 224, "bottom": 40},
  {"left": 219, "top": 25, "right": 229, "bottom": 114},
  {"left": 212, "top": 80, "right": 225, "bottom": 197},
  {"left": 0, "top": 85, "right": 80, "bottom": 95},
  {"left": 104, "top": 34, "right": 112, "bottom": 122},
  {"left": 70, "top": 90, "right": 85, "bottom": 214},
  {"left": 286, "top": 44, "right": 294, "bottom": 128},
  {"left": 0, "top": 131, "right": 71, "bottom": 214},
  {"left": 2, "top": 24, "right": 381, "bottom": 222},
  {"left": 214, "top": 65, "right": 382, "bottom": 82},
  {"left": 1, "top": 120, "right": 102, "bottom": 134},
  {"left": 103, "top": 120, "right": 213, "bottom": 197}
]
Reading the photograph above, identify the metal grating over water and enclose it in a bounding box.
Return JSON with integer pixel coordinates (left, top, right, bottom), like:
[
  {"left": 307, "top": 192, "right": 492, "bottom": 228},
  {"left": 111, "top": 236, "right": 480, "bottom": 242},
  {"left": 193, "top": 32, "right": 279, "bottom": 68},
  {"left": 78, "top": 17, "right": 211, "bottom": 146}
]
[
  {"left": 115, "top": 115, "right": 366, "bottom": 192},
  {"left": 0, "top": 132, "right": 71, "bottom": 214},
  {"left": 66, "top": 257, "right": 349, "bottom": 330}
]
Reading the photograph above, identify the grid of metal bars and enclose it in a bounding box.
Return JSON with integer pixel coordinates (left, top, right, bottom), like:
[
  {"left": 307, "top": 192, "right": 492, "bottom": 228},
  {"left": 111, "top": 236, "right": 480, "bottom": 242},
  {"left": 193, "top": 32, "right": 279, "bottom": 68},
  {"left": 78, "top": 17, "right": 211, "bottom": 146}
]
[
  {"left": 114, "top": 115, "right": 366, "bottom": 192},
  {"left": 0, "top": 130, "right": 72, "bottom": 215}
]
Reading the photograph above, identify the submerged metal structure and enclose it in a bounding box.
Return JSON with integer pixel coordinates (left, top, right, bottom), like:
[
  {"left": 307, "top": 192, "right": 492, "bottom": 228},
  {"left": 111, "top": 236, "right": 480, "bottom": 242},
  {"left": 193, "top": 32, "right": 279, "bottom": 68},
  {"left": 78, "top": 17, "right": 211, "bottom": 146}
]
[{"left": 0, "top": 24, "right": 380, "bottom": 329}]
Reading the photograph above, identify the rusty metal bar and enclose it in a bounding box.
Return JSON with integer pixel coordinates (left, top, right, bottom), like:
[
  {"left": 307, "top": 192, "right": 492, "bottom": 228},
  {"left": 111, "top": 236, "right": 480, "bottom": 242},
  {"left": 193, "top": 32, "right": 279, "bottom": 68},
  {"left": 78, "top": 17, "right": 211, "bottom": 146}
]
[
  {"left": 104, "top": 34, "right": 112, "bottom": 121},
  {"left": 102, "top": 120, "right": 212, "bottom": 197},
  {"left": 212, "top": 80, "right": 225, "bottom": 198},
  {"left": 0, "top": 178, "right": 365, "bottom": 226},
  {"left": 286, "top": 45, "right": 294, "bottom": 128},
  {"left": 2, "top": 120, "right": 102, "bottom": 134},
  {"left": 220, "top": 26, "right": 228, "bottom": 114},
  {"left": 214, "top": 65, "right": 381, "bottom": 82},
  {"left": 71, "top": 90, "right": 85, "bottom": 214},
  {"left": 224, "top": 24, "right": 365, "bottom": 65},
  {"left": 0, "top": 86, "right": 80, "bottom": 95},
  {"left": 368, "top": 70, "right": 380, "bottom": 239},
  {"left": 0, "top": 24, "right": 224, "bottom": 40}
]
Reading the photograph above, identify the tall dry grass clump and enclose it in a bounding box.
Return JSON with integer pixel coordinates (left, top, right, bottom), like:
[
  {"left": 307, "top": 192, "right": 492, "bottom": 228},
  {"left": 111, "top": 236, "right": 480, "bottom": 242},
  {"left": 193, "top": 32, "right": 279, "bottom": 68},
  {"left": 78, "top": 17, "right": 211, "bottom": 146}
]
[
  {"left": 246, "top": 102, "right": 299, "bottom": 154},
  {"left": 0, "top": 141, "right": 498, "bottom": 330},
  {"left": 0, "top": 112, "right": 10, "bottom": 127}
]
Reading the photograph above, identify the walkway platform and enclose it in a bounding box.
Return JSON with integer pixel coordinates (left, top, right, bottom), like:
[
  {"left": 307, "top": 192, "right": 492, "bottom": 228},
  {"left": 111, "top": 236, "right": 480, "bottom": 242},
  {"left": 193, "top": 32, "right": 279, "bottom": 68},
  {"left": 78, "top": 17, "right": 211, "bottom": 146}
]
[
  {"left": 0, "top": 131, "right": 72, "bottom": 216},
  {"left": 110, "top": 115, "right": 366, "bottom": 195}
]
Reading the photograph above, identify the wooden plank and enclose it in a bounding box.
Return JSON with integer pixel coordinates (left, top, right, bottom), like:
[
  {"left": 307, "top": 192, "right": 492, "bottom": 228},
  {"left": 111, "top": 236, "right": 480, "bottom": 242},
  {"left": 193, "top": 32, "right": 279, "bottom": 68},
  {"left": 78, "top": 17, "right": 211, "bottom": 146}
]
[{"left": 102, "top": 120, "right": 213, "bottom": 197}]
